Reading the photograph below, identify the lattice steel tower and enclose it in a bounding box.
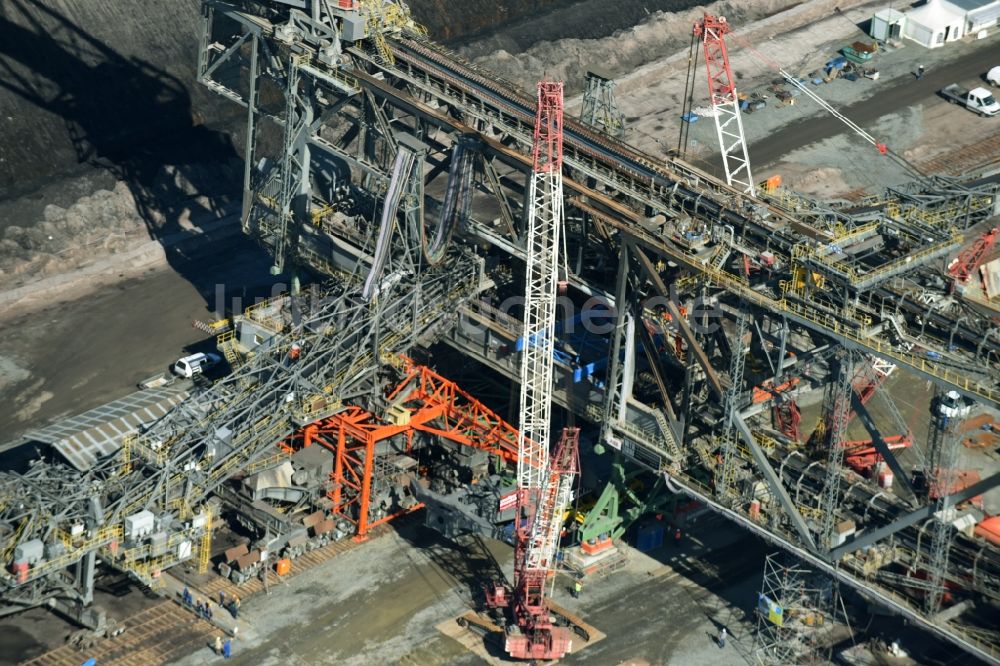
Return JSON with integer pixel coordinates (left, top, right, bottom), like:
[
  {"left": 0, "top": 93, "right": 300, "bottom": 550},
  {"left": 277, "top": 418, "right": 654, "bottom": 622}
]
[
  {"left": 581, "top": 70, "right": 626, "bottom": 138},
  {"left": 516, "top": 81, "right": 565, "bottom": 506},
  {"left": 694, "top": 14, "right": 755, "bottom": 195}
]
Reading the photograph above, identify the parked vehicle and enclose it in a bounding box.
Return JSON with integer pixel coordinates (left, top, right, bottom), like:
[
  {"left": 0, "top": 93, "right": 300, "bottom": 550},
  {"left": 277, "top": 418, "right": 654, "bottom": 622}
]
[
  {"left": 172, "top": 352, "right": 222, "bottom": 378},
  {"left": 939, "top": 83, "right": 1000, "bottom": 117},
  {"left": 988, "top": 66, "right": 1000, "bottom": 87}
]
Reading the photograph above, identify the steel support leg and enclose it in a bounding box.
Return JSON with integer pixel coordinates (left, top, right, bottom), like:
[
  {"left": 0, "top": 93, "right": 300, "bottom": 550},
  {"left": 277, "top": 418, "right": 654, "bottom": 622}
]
[
  {"left": 851, "top": 395, "right": 917, "bottom": 500},
  {"left": 733, "top": 414, "right": 817, "bottom": 551},
  {"left": 602, "top": 241, "right": 630, "bottom": 445}
]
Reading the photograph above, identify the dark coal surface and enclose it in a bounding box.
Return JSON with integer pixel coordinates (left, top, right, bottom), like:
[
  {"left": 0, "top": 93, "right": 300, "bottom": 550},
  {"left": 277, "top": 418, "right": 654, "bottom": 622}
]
[
  {"left": 450, "top": 0, "right": 714, "bottom": 54},
  {"left": 0, "top": 1, "right": 235, "bottom": 200},
  {"left": 0, "top": 0, "right": 566, "bottom": 204}
]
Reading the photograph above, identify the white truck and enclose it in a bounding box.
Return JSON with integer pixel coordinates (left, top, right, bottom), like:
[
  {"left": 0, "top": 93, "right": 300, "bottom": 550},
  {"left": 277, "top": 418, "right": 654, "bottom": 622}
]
[{"left": 940, "top": 83, "right": 1000, "bottom": 117}]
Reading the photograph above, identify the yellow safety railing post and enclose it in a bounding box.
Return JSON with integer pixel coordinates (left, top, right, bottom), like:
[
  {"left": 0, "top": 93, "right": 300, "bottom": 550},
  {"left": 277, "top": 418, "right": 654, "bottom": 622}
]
[{"left": 198, "top": 507, "right": 212, "bottom": 574}]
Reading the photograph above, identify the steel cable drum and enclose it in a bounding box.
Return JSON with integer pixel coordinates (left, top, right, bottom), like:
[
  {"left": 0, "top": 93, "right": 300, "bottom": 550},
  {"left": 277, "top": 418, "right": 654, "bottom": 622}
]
[{"left": 422, "top": 137, "right": 476, "bottom": 265}]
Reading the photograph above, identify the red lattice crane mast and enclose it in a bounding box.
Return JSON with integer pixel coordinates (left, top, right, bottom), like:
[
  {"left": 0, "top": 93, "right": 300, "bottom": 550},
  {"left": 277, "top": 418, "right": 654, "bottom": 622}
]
[
  {"left": 488, "top": 428, "right": 580, "bottom": 660},
  {"left": 693, "top": 14, "right": 755, "bottom": 195},
  {"left": 688, "top": 14, "right": 928, "bottom": 188}
]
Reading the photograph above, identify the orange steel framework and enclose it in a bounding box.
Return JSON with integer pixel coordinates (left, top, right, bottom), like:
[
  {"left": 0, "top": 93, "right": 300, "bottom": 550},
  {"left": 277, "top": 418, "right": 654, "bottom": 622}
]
[
  {"left": 279, "top": 359, "right": 522, "bottom": 540},
  {"left": 948, "top": 227, "right": 999, "bottom": 285},
  {"left": 386, "top": 360, "right": 520, "bottom": 464}
]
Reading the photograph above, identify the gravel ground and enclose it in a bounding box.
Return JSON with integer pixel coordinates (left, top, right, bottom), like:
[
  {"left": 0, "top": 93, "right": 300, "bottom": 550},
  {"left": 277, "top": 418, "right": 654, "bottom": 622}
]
[
  {"left": 465, "top": 0, "right": 804, "bottom": 96},
  {"left": 605, "top": 0, "right": 1000, "bottom": 195},
  {"left": 471, "top": 0, "right": 1000, "bottom": 197},
  {"left": 168, "top": 516, "right": 767, "bottom": 666},
  {"left": 0, "top": 159, "right": 242, "bottom": 290}
]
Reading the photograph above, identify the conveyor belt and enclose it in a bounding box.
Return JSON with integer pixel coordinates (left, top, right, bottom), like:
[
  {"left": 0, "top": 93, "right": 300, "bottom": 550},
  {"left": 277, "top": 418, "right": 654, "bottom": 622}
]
[
  {"left": 424, "top": 138, "right": 474, "bottom": 264},
  {"left": 372, "top": 37, "right": 1000, "bottom": 403},
  {"left": 388, "top": 38, "right": 817, "bottom": 248},
  {"left": 362, "top": 145, "right": 417, "bottom": 300}
]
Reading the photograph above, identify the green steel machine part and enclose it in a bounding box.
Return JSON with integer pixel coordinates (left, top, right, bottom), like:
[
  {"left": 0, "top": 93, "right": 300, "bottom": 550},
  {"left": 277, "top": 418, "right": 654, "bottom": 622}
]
[
  {"left": 578, "top": 456, "right": 679, "bottom": 544},
  {"left": 578, "top": 471, "right": 623, "bottom": 544}
]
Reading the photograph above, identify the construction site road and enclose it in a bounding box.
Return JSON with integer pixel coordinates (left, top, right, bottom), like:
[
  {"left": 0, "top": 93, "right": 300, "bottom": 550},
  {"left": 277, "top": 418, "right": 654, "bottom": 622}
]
[
  {"left": 0, "top": 231, "right": 281, "bottom": 446},
  {"left": 747, "top": 41, "right": 1000, "bottom": 170}
]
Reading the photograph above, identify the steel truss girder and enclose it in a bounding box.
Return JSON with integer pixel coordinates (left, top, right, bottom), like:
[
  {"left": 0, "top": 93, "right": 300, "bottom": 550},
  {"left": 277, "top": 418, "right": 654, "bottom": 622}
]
[
  {"left": 5, "top": 6, "right": 1000, "bottom": 662},
  {"left": 338, "top": 63, "right": 1000, "bottom": 644},
  {"left": 317, "top": 32, "right": 1000, "bottom": 662},
  {"left": 664, "top": 467, "right": 1000, "bottom": 666},
  {"left": 818, "top": 352, "right": 856, "bottom": 550},
  {"left": 336, "top": 38, "right": 1000, "bottom": 404}
]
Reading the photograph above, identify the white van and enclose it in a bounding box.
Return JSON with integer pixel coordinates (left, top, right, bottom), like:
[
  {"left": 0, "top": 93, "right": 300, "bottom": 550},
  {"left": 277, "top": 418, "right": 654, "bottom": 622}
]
[
  {"left": 988, "top": 66, "right": 1000, "bottom": 87},
  {"left": 172, "top": 352, "right": 222, "bottom": 378}
]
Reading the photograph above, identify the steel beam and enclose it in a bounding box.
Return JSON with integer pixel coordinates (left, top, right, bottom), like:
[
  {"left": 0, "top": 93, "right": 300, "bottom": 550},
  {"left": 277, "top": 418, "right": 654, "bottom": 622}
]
[
  {"left": 602, "top": 240, "right": 630, "bottom": 444},
  {"left": 851, "top": 394, "right": 917, "bottom": 500},
  {"left": 829, "top": 471, "right": 1000, "bottom": 559},
  {"left": 662, "top": 469, "right": 1000, "bottom": 666},
  {"left": 732, "top": 414, "right": 817, "bottom": 552},
  {"left": 632, "top": 246, "right": 724, "bottom": 398}
]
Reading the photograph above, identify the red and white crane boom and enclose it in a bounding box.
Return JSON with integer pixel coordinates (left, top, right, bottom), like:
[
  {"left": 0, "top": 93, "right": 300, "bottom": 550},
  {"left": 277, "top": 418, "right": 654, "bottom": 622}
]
[
  {"left": 516, "top": 81, "right": 564, "bottom": 521},
  {"left": 694, "top": 15, "right": 756, "bottom": 195},
  {"left": 486, "top": 81, "right": 580, "bottom": 661}
]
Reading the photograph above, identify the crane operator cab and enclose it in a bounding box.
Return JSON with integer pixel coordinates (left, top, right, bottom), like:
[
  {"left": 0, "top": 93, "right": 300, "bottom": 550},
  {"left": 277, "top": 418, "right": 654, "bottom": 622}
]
[{"left": 935, "top": 390, "right": 972, "bottom": 420}]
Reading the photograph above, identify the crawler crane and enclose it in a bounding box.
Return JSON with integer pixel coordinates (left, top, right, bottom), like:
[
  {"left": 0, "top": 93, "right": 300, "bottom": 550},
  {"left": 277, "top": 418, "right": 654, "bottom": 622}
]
[{"left": 484, "top": 81, "right": 581, "bottom": 661}]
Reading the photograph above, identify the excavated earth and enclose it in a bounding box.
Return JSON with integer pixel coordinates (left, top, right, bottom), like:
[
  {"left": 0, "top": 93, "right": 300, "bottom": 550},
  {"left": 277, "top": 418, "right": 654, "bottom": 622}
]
[{"left": 0, "top": 0, "right": 777, "bottom": 289}]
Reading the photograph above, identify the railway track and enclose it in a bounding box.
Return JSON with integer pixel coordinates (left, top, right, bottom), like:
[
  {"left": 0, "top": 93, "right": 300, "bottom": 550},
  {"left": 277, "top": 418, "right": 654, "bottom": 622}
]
[
  {"left": 192, "top": 524, "right": 389, "bottom": 601},
  {"left": 920, "top": 132, "right": 1000, "bottom": 177},
  {"left": 19, "top": 602, "right": 214, "bottom": 666}
]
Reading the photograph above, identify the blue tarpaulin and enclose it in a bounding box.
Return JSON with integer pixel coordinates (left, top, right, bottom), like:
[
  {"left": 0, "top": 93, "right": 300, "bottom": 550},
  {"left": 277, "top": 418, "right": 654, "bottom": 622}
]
[{"left": 825, "top": 56, "right": 847, "bottom": 73}]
